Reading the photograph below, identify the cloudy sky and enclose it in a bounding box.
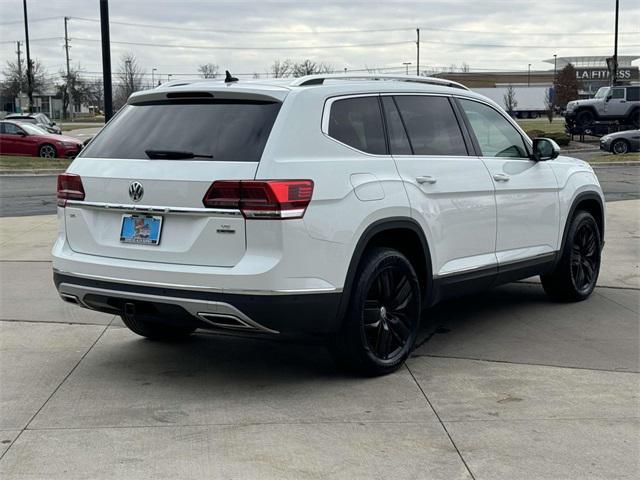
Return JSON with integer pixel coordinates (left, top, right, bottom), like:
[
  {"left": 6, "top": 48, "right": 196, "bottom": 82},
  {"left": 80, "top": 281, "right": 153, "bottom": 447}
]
[{"left": 0, "top": 0, "right": 638, "bottom": 85}]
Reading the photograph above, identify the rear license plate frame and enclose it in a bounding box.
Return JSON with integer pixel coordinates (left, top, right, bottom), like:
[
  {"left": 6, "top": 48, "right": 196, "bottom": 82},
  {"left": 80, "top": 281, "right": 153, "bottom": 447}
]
[{"left": 119, "top": 214, "right": 163, "bottom": 245}]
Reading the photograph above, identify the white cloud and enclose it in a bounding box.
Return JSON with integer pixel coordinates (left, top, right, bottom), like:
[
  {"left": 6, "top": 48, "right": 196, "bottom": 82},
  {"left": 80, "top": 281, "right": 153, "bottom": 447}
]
[{"left": 0, "top": 0, "right": 638, "bottom": 84}]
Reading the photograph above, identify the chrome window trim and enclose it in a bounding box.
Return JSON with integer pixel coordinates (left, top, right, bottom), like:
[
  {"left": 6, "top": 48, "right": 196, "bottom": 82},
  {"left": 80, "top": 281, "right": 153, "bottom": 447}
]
[
  {"left": 64, "top": 200, "right": 242, "bottom": 217},
  {"left": 321, "top": 92, "right": 483, "bottom": 159},
  {"left": 320, "top": 93, "right": 391, "bottom": 158}
]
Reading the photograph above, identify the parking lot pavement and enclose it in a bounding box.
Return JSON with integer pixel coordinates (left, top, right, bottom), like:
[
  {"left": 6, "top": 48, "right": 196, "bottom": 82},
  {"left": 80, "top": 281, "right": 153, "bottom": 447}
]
[{"left": 0, "top": 201, "right": 639, "bottom": 479}]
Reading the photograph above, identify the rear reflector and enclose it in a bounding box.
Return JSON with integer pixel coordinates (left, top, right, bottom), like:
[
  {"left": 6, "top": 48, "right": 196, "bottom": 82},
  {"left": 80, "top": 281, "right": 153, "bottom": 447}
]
[
  {"left": 203, "top": 180, "right": 314, "bottom": 219},
  {"left": 57, "top": 173, "right": 85, "bottom": 207}
]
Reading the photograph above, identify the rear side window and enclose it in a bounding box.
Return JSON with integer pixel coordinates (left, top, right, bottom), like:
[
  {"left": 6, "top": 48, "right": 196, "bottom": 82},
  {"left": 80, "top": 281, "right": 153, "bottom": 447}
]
[
  {"left": 393, "top": 96, "right": 468, "bottom": 156},
  {"left": 626, "top": 87, "right": 639, "bottom": 101},
  {"left": 80, "top": 99, "right": 281, "bottom": 161},
  {"left": 328, "top": 97, "right": 386, "bottom": 155}
]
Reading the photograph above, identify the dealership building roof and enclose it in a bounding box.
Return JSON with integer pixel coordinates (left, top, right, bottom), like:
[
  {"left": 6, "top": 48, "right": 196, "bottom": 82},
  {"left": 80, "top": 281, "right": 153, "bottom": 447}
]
[{"left": 543, "top": 56, "right": 639, "bottom": 68}]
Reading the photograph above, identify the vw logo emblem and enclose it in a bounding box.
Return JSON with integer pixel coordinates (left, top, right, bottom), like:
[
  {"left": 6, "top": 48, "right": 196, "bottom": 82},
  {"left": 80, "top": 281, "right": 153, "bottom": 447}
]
[{"left": 129, "top": 181, "right": 144, "bottom": 202}]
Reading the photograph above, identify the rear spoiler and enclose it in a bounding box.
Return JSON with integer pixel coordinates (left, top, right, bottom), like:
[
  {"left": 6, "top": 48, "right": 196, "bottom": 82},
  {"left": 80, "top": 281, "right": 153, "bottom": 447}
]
[{"left": 128, "top": 86, "right": 288, "bottom": 105}]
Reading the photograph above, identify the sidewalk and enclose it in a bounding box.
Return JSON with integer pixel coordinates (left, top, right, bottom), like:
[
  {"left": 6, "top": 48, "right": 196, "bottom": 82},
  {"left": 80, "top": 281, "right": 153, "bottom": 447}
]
[{"left": 0, "top": 201, "right": 638, "bottom": 479}]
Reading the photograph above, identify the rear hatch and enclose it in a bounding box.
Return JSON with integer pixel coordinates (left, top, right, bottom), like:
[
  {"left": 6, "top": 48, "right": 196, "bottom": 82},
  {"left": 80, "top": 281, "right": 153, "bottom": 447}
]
[{"left": 63, "top": 93, "right": 282, "bottom": 267}]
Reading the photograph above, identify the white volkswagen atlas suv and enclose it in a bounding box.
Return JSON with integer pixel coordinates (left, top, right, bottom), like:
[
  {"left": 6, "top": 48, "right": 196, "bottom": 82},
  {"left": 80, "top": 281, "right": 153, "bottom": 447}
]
[{"left": 53, "top": 74, "right": 605, "bottom": 375}]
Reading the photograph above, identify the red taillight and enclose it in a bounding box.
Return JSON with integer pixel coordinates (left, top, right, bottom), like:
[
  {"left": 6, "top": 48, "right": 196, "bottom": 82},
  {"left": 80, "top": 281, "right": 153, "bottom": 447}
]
[
  {"left": 57, "top": 173, "right": 85, "bottom": 207},
  {"left": 203, "top": 180, "right": 314, "bottom": 219}
]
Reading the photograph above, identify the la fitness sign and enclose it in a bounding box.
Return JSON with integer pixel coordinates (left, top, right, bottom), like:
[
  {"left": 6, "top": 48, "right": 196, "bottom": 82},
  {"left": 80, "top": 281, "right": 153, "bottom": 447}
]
[{"left": 575, "top": 67, "right": 637, "bottom": 81}]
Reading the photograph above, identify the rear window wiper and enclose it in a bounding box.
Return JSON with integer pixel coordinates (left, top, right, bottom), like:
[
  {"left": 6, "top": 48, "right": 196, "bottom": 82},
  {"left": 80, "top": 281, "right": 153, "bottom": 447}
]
[{"left": 145, "top": 149, "right": 213, "bottom": 160}]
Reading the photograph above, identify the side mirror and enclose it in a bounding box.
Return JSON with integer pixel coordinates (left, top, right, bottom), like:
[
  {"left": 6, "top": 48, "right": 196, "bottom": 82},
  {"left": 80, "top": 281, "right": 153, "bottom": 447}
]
[
  {"left": 605, "top": 94, "right": 612, "bottom": 102},
  {"left": 532, "top": 138, "right": 560, "bottom": 161},
  {"left": 16, "top": 130, "right": 27, "bottom": 136},
  {"left": 51, "top": 121, "right": 56, "bottom": 126}
]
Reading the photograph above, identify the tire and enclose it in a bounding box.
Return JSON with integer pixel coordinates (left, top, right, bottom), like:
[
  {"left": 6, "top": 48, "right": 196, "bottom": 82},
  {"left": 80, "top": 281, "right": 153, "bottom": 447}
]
[
  {"left": 329, "top": 247, "right": 421, "bottom": 376},
  {"left": 38, "top": 144, "right": 57, "bottom": 158},
  {"left": 575, "top": 110, "right": 595, "bottom": 128},
  {"left": 611, "top": 139, "right": 629, "bottom": 155},
  {"left": 630, "top": 109, "right": 640, "bottom": 128},
  {"left": 530, "top": 112, "right": 539, "bottom": 119},
  {"left": 120, "top": 309, "right": 196, "bottom": 341},
  {"left": 541, "top": 211, "right": 601, "bottom": 302}
]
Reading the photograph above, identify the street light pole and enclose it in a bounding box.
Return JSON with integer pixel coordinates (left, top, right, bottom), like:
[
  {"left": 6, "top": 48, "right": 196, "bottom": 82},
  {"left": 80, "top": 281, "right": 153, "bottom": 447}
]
[
  {"left": 613, "top": 0, "right": 619, "bottom": 85},
  {"left": 416, "top": 28, "right": 420, "bottom": 76},
  {"left": 152, "top": 68, "right": 156, "bottom": 87},
  {"left": 99, "top": 0, "right": 113, "bottom": 121},
  {"left": 528, "top": 64, "right": 531, "bottom": 87},
  {"left": 553, "top": 54, "right": 557, "bottom": 81}
]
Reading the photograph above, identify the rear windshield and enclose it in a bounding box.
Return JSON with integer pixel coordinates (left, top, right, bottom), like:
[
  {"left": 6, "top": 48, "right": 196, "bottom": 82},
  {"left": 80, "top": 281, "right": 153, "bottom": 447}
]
[{"left": 80, "top": 99, "right": 281, "bottom": 161}]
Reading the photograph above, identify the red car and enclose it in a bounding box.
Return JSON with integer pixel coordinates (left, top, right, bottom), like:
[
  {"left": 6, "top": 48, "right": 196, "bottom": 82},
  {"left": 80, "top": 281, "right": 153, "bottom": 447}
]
[{"left": 0, "top": 120, "right": 84, "bottom": 158}]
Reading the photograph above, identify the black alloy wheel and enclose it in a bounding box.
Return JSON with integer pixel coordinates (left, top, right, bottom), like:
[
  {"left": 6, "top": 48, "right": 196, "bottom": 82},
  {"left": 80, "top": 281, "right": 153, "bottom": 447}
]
[
  {"left": 541, "top": 210, "right": 601, "bottom": 302},
  {"left": 570, "top": 222, "right": 599, "bottom": 294},
  {"left": 362, "top": 267, "right": 417, "bottom": 362},
  {"left": 329, "top": 247, "right": 421, "bottom": 376}
]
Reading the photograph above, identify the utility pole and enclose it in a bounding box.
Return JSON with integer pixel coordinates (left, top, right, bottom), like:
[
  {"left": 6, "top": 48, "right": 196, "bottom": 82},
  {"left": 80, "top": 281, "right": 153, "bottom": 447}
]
[
  {"left": 402, "top": 62, "right": 411, "bottom": 75},
  {"left": 416, "top": 28, "right": 420, "bottom": 76},
  {"left": 528, "top": 63, "right": 531, "bottom": 87},
  {"left": 100, "top": 0, "right": 113, "bottom": 121},
  {"left": 15, "top": 41, "right": 23, "bottom": 112},
  {"left": 22, "top": 0, "right": 33, "bottom": 112},
  {"left": 613, "top": 0, "right": 619, "bottom": 85},
  {"left": 64, "top": 16, "right": 73, "bottom": 120},
  {"left": 152, "top": 68, "right": 156, "bottom": 88}
]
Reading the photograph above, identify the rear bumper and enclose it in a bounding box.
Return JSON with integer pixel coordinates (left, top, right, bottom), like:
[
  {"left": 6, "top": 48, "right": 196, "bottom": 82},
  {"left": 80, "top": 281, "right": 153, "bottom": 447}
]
[{"left": 54, "top": 271, "right": 343, "bottom": 335}]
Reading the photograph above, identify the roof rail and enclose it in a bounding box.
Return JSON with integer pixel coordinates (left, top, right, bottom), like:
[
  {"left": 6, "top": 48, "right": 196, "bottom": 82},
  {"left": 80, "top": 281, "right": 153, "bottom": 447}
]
[{"left": 290, "top": 73, "right": 469, "bottom": 91}]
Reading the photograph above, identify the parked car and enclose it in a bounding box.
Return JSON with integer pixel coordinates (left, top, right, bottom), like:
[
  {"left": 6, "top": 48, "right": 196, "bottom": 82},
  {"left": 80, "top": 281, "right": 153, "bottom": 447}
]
[
  {"left": 565, "top": 85, "right": 640, "bottom": 128},
  {"left": 5, "top": 113, "right": 62, "bottom": 134},
  {"left": 53, "top": 74, "right": 605, "bottom": 375},
  {"left": 0, "top": 120, "right": 83, "bottom": 158},
  {"left": 599, "top": 129, "right": 640, "bottom": 154}
]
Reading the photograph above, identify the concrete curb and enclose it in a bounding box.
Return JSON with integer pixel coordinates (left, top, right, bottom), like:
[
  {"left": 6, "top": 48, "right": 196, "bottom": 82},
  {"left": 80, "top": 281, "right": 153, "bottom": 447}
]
[
  {"left": 563, "top": 148, "right": 600, "bottom": 154},
  {"left": 590, "top": 161, "right": 640, "bottom": 166},
  {"left": 0, "top": 169, "right": 65, "bottom": 176}
]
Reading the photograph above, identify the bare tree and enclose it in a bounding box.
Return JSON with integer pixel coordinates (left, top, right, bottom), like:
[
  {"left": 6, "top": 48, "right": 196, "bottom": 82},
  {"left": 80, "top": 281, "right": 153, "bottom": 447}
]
[
  {"left": 271, "top": 59, "right": 292, "bottom": 78},
  {"left": 57, "top": 65, "right": 95, "bottom": 119},
  {"left": 1, "top": 59, "right": 49, "bottom": 105},
  {"left": 198, "top": 63, "right": 219, "bottom": 79},
  {"left": 503, "top": 85, "right": 518, "bottom": 117},
  {"left": 291, "top": 60, "right": 333, "bottom": 77},
  {"left": 114, "top": 53, "right": 145, "bottom": 109}
]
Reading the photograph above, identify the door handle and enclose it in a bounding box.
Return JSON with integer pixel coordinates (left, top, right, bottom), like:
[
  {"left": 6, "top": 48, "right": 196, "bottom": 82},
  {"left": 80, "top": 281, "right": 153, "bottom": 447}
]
[
  {"left": 493, "top": 173, "right": 510, "bottom": 182},
  {"left": 416, "top": 175, "right": 437, "bottom": 185}
]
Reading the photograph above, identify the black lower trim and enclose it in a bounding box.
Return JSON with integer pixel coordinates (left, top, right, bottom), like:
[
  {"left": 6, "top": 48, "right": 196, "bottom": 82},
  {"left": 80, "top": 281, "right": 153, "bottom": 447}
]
[
  {"left": 432, "top": 252, "right": 558, "bottom": 302},
  {"left": 54, "top": 272, "right": 342, "bottom": 335}
]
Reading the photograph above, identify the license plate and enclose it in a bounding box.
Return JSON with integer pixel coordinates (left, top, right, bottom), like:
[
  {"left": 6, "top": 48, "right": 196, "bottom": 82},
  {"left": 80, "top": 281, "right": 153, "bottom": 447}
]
[{"left": 120, "top": 214, "right": 163, "bottom": 245}]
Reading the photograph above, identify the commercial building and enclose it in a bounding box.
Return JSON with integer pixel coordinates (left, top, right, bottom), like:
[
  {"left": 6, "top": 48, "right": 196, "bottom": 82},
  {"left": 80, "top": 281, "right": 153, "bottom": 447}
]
[{"left": 437, "top": 55, "right": 639, "bottom": 98}]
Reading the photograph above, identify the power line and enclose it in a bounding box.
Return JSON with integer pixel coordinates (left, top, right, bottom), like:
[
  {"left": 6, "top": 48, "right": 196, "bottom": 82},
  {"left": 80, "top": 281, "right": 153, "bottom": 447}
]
[
  {"left": 67, "top": 17, "right": 639, "bottom": 37},
  {"left": 69, "top": 17, "right": 414, "bottom": 34},
  {"left": 71, "top": 38, "right": 415, "bottom": 50},
  {"left": 68, "top": 37, "right": 640, "bottom": 51},
  {"left": 0, "top": 16, "right": 62, "bottom": 26},
  {"left": 0, "top": 37, "right": 64, "bottom": 45}
]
